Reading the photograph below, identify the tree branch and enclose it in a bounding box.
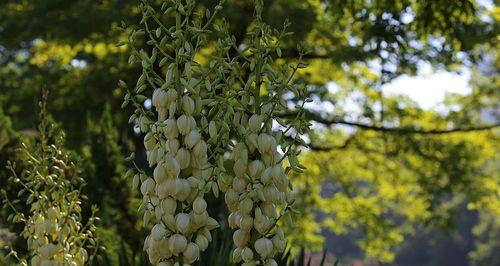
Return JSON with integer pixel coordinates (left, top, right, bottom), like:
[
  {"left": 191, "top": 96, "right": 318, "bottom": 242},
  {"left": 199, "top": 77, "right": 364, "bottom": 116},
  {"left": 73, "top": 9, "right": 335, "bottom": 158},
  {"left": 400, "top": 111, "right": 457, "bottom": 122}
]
[
  {"left": 279, "top": 111, "right": 500, "bottom": 135},
  {"left": 318, "top": 118, "right": 500, "bottom": 135}
]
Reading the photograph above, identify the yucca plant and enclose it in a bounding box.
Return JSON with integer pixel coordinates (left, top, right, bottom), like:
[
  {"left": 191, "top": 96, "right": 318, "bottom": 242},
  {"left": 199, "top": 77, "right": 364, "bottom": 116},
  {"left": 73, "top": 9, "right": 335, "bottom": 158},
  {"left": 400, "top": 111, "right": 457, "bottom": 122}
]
[
  {"left": 2, "top": 89, "right": 99, "bottom": 266},
  {"left": 120, "top": 0, "right": 310, "bottom": 265}
]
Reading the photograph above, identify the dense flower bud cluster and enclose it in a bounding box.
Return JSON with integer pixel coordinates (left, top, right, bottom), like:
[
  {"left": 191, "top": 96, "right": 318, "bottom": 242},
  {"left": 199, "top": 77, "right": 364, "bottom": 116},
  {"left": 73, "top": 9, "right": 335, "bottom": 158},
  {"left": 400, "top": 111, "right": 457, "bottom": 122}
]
[
  {"left": 125, "top": 2, "right": 228, "bottom": 264},
  {"left": 225, "top": 113, "right": 291, "bottom": 265},
  {"left": 3, "top": 93, "right": 98, "bottom": 266},
  {"left": 125, "top": 0, "right": 308, "bottom": 264},
  {"left": 26, "top": 209, "right": 88, "bottom": 266},
  {"left": 139, "top": 88, "right": 220, "bottom": 265}
]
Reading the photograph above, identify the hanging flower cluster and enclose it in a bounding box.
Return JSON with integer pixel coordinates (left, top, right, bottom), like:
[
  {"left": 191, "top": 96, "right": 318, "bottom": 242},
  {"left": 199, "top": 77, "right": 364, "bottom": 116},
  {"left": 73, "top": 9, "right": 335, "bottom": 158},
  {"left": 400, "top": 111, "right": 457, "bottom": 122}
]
[
  {"left": 2, "top": 90, "right": 98, "bottom": 266},
  {"left": 139, "top": 85, "right": 220, "bottom": 265},
  {"left": 122, "top": 0, "right": 309, "bottom": 265},
  {"left": 120, "top": 0, "right": 230, "bottom": 265},
  {"left": 217, "top": 1, "right": 310, "bottom": 265},
  {"left": 226, "top": 116, "right": 290, "bottom": 266}
]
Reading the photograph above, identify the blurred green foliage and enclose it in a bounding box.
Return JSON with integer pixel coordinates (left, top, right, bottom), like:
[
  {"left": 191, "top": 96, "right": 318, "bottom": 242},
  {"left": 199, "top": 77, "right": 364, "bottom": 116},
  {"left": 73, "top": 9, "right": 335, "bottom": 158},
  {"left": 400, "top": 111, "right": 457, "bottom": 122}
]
[{"left": 0, "top": 0, "right": 499, "bottom": 265}]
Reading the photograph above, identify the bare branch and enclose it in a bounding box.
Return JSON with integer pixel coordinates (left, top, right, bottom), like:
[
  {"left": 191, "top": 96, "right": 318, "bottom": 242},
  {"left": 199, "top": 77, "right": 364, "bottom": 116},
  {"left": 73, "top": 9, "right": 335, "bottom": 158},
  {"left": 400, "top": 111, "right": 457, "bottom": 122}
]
[{"left": 279, "top": 111, "right": 500, "bottom": 135}]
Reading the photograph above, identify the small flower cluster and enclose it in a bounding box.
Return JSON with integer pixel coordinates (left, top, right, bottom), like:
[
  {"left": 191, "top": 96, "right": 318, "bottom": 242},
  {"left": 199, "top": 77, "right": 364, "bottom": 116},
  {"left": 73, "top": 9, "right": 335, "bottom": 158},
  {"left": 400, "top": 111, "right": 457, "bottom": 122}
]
[
  {"left": 225, "top": 114, "right": 291, "bottom": 266},
  {"left": 3, "top": 90, "right": 98, "bottom": 266},
  {"left": 25, "top": 208, "right": 89, "bottom": 266}
]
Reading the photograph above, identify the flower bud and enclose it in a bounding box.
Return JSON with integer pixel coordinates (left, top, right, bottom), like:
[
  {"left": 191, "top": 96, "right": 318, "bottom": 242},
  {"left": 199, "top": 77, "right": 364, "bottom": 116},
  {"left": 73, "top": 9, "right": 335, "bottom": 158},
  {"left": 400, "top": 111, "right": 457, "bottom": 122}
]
[
  {"left": 270, "top": 164, "right": 282, "bottom": 182},
  {"left": 233, "top": 229, "right": 249, "bottom": 247},
  {"left": 182, "top": 95, "right": 195, "bottom": 115},
  {"left": 233, "top": 159, "right": 247, "bottom": 178},
  {"left": 206, "top": 217, "right": 220, "bottom": 230},
  {"left": 225, "top": 189, "right": 239, "bottom": 209},
  {"left": 143, "top": 235, "right": 151, "bottom": 251},
  {"left": 152, "top": 89, "right": 169, "bottom": 109},
  {"left": 254, "top": 213, "right": 271, "bottom": 235},
  {"left": 248, "top": 160, "right": 264, "bottom": 180},
  {"left": 154, "top": 206, "right": 162, "bottom": 220},
  {"left": 193, "top": 210, "right": 208, "bottom": 227},
  {"left": 140, "top": 178, "right": 155, "bottom": 196},
  {"left": 232, "top": 177, "right": 247, "bottom": 193},
  {"left": 263, "top": 185, "right": 279, "bottom": 203},
  {"left": 177, "top": 115, "right": 191, "bottom": 135},
  {"left": 187, "top": 176, "right": 201, "bottom": 188},
  {"left": 162, "top": 213, "right": 176, "bottom": 231},
  {"left": 163, "top": 118, "right": 179, "bottom": 139},
  {"left": 190, "top": 151, "right": 207, "bottom": 169},
  {"left": 153, "top": 164, "right": 168, "bottom": 183},
  {"left": 148, "top": 248, "right": 161, "bottom": 265},
  {"left": 147, "top": 149, "right": 157, "bottom": 167},
  {"left": 158, "top": 238, "right": 172, "bottom": 259},
  {"left": 232, "top": 247, "right": 243, "bottom": 263},
  {"left": 241, "top": 247, "right": 254, "bottom": 262},
  {"left": 185, "top": 130, "right": 201, "bottom": 149},
  {"left": 175, "top": 213, "right": 191, "bottom": 234},
  {"left": 193, "top": 197, "right": 207, "bottom": 214},
  {"left": 195, "top": 234, "right": 209, "bottom": 251},
  {"left": 156, "top": 146, "right": 165, "bottom": 162},
  {"left": 228, "top": 211, "right": 242, "bottom": 229},
  {"left": 261, "top": 168, "right": 272, "bottom": 185},
  {"left": 165, "top": 89, "right": 178, "bottom": 106},
  {"left": 183, "top": 242, "right": 200, "bottom": 264},
  {"left": 40, "top": 243, "right": 57, "bottom": 258},
  {"left": 150, "top": 195, "right": 160, "bottom": 206},
  {"left": 139, "top": 115, "right": 151, "bottom": 133},
  {"left": 169, "top": 234, "right": 187, "bottom": 256},
  {"left": 240, "top": 215, "right": 254, "bottom": 232},
  {"left": 232, "top": 143, "right": 248, "bottom": 162},
  {"left": 257, "top": 134, "right": 276, "bottom": 155},
  {"left": 272, "top": 235, "right": 285, "bottom": 252},
  {"left": 254, "top": 238, "right": 273, "bottom": 258},
  {"left": 167, "top": 107, "right": 181, "bottom": 127},
  {"left": 264, "top": 259, "right": 278, "bottom": 266},
  {"left": 144, "top": 135, "right": 156, "bottom": 151},
  {"left": 233, "top": 111, "right": 242, "bottom": 126},
  {"left": 209, "top": 121, "right": 218, "bottom": 140},
  {"left": 177, "top": 115, "right": 196, "bottom": 136},
  {"left": 165, "top": 155, "right": 181, "bottom": 179},
  {"left": 151, "top": 224, "right": 166, "bottom": 240},
  {"left": 161, "top": 197, "right": 177, "bottom": 214},
  {"left": 176, "top": 179, "right": 191, "bottom": 202},
  {"left": 163, "top": 178, "right": 177, "bottom": 197},
  {"left": 201, "top": 228, "right": 212, "bottom": 242},
  {"left": 245, "top": 134, "right": 258, "bottom": 151},
  {"left": 175, "top": 148, "right": 191, "bottom": 169},
  {"left": 32, "top": 255, "right": 41, "bottom": 266},
  {"left": 239, "top": 198, "right": 253, "bottom": 214},
  {"left": 193, "top": 141, "right": 207, "bottom": 159},
  {"left": 248, "top": 114, "right": 263, "bottom": 132},
  {"left": 276, "top": 175, "right": 289, "bottom": 191},
  {"left": 168, "top": 139, "right": 180, "bottom": 155}
]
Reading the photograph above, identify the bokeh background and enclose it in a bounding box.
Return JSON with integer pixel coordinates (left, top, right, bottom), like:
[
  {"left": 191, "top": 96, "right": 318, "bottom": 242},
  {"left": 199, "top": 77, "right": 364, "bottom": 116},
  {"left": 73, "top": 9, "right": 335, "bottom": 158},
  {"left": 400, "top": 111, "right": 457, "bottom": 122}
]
[{"left": 0, "top": 0, "right": 499, "bottom": 265}]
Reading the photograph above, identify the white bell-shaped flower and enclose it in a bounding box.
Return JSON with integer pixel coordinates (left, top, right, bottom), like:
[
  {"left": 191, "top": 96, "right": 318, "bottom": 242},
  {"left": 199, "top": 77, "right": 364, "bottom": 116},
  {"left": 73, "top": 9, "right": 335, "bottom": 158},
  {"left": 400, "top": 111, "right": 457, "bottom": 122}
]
[
  {"left": 168, "top": 234, "right": 187, "bottom": 256},
  {"left": 254, "top": 237, "right": 273, "bottom": 258},
  {"left": 183, "top": 242, "right": 200, "bottom": 263}
]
